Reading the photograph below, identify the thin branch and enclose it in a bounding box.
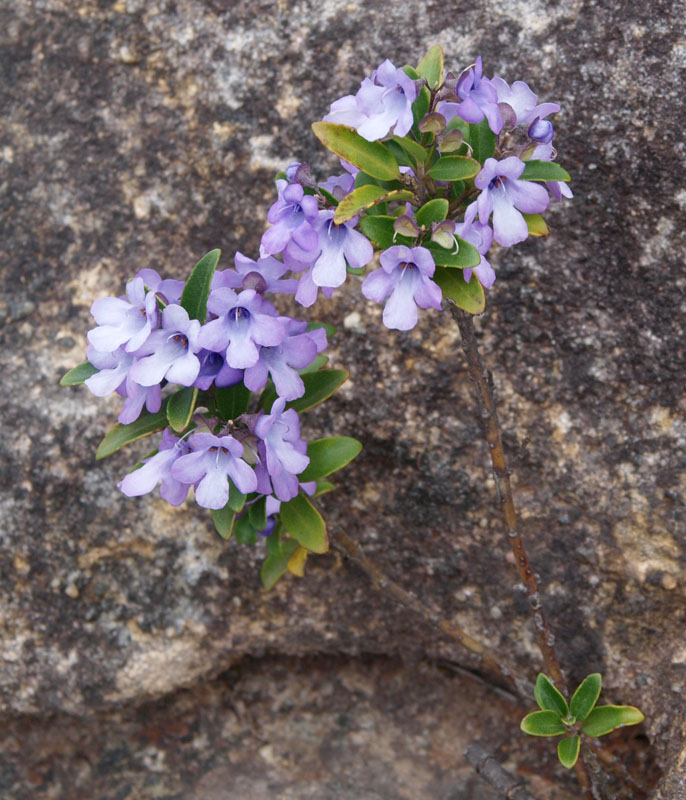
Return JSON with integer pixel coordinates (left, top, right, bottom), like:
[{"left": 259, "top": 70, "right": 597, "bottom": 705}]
[
  {"left": 333, "top": 529, "right": 525, "bottom": 697},
  {"left": 465, "top": 744, "right": 541, "bottom": 800}
]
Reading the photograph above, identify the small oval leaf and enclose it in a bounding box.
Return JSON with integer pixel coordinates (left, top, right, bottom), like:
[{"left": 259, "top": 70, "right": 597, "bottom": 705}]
[
  {"left": 287, "top": 545, "right": 308, "bottom": 577},
  {"left": 279, "top": 492, "right": 328, "bottom": 554},
  {"left": 166, "top": 386, "right": 198, "bottom": 433},
  {"left": 311, "top": 123, "right": 401, "bottom": 181},
  {"left": 467, "top": 119, "right": 496, "bottom": 163},
  {"left": 180, "top": 249, "right": 221, "bottom": 323},
  {"left": 416, "top": 198, "right": 449, "bottom": 228},
  {"left": 215, "top": 382, "right": 251, "bottom": 421},
  {"left": 334, "top": 185, "right": 413, "bottom": 224},
  {"left": 581, "top": 705, "right": 645, "bottom": 738},
  {"left": 557, "top": 736, "right": 581, "bottom": 769},
  {"left": 570, "top": 673, "right": 602, "bottom": 722},
  {"left": 523, "top": 213, "right": 550, "bottom": 237},
  {"left": 60, "top": 361, "right": 98, "bottom": 387},
  {"left": 95, "top": 402, "right": 169, "bottom": 460},
  {"left": 391, "top": 135, "right": 429, "bottom": 165},
  {"left": 428, "top": 155, "right": 481, "bottom": 181},
  {"left": 426, "top": 237, "right": 480, "bottom": 268},
  {"left": 416, "top": 45, "right": 444, "bottom": 87},
  {"left": 520, "top": 160, "right": 571, "bottom": 182},
  {"left": 433, "top": 267, "right": 485, "bottom": 315},
  {"left": 520, "top": 710, "right": 567, "bottom": 737},
  {"left": 298, "top": 436, "right": 363, "bottom": 482},
  {"left": 211, "top": 504, "right": 236, "bottom": 540},
  {"left": 534, "top": 673, "right": 569, "bottom": 717}
]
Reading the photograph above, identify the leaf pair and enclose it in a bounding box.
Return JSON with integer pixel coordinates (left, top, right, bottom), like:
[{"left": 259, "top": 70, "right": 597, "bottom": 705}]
[{"left": 521, "top": 673, "right": 645, "bottom": 769}]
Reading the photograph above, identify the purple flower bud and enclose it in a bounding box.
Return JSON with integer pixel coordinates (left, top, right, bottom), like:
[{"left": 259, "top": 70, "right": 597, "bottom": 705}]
[{"left": 528, "top": 117, "right": 554, "bottom": 143}]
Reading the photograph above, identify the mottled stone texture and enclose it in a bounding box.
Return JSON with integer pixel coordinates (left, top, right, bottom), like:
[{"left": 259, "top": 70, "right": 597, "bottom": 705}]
[{"left": 1, "top": 0, "right": 684, "bottom": 797}]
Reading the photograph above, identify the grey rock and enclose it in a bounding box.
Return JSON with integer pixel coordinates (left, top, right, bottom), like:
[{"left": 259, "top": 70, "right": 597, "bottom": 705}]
[{"left": 1, "top": 0, "right": 684, "bottom": 797}]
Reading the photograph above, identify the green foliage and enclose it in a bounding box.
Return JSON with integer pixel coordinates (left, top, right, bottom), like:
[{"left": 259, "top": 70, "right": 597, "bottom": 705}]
[
  {"left": 166, "top": 386, "right": 198, "bottom": 432},
  {"left": 520, "top": 710, "right": 567, "bottom": 736},
  {"left": 520, "top": 160, "right": 571, "bottom": 182},
  {"left": 226, "top": 478, "right": 247, "bottom": 513},
  {"left": 427, "top": 155, "right": 481, "bottom": 181},
  {"left": 570, "top": 673, "right": 602, "bottom": 722},
  {"left": 534, "top": 673, "right": 569, "bottom": 717},
  {"left": 215, "top": 382, "right": 251, "bottom": 421},
  {"left": 433, "top": 267, "right": 485, "bottom": 315},
  {"left": 557, "top": 735, "right": 581, "bottom": 769},
  {"left": 180, "top": 249, "right": 221, "bottom": 323},
  {"left": 426, "top": 237, "right": 480, "bottom": 268},
  {"left": 467, "top": 120, "right": 496, "bottom": 163},
  {"left": 211, "top": 503, "right": 236, "bottom": 540},
  {"left": 416, "top": 199, "right": 449, "bottom": 228},
  {"left": 280, "top": 491, "right": 328, "bottom": 554},
  {"left": 96, "top": 401, "right": 169, "bottom": 460},
  {"left": 416, "top": 44, "right": 444, "bottom": 87},
  {"left": 261, "top": 531, "right": 300, "bottom": 590},
  {"left": 391, "top": 135, "right": 428, "bottom": 165},
  {"left": 60, "top": 361, "right": 98, "bottom": 386},
  {"left": 311, "top": 122, "right": 401, "bottom": 181},
  {"left": 523, "top": 213, "right": 550, "bottom": 237},
  {"left": 334, "top": 185, "right": 413, "bottom": 224},
  {"left": 298, "top": 436, "right": 363, "bottom": 482},
  {"left": 581, "top": 705, "right": 645, "bottom": 737},
  {"left": 259, "top": 369, "right": 349, "bottom": 414}
]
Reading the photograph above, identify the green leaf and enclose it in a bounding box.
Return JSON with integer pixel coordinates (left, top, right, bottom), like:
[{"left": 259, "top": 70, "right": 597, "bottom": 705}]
[
  {"left": 557, "top": 736, "right": 581, "bottom": 769},
  {"left": 259, "top": 369, "right": 349, "bottom": 414},
  {"left": 96, "top": 402, "right": 169, "bottom": 460},
  {"left": 427, "top": 236, "right": 480, "bottom": 268},
  {"left": 534, "top": 673, "right": 569, "bottom": 717},
  {"left": 287, "top": 545, "right": 308, "bottom": 577},
  {"left": 467, "top": 119, "right": 496, "bottom": 163},
  {"left": 523, "top": 213, "right": 550, "bottom": 237},
  {"left": 411, "top": 86, "right": 431, "bottom": 136},
  {"left": 581, "top": 705, "right": 645, "bottom": 738},
  {"left": 428, "top": 155, "right": 481, "bottom": 181},
  {"left": 215, "top": 382, "right": 251, "bottom": 421},
  {"left": 416, "top": 45, "right": 444, "bottom": 87},
  {"left": 211, "top": 504, "right": 236, "bottom": 540},
  {"left": 391, "top": 135, "right": 429, "bottom": 165},
  {"left": 300, "top": 354, "right": 328, "bottom": 375},
  {"left": 402, "top": 65, "right": 420, "bottom": 80},
  {"left": 416, "top": 198, "right": 449, "bottom": 228},
  {"left": 234, "top": 514, "right": 257, "bottom": 545},
  {"left": 227, "top": 478, "right": 247, "bottom": 513},
  {"left": 334, "top": 185, "right": 413, "bottom": 224},
  {"left": 261, "top": 539, "right": 300, "bottom": 590},
  {"left": 520, "top": 710, "right": 567, "bottom": 737},
  {"left": 318, "top": 185, "right": 339, "bottom": 207},
  {"left": 520, "top": 160, "right": 571, "bottom": 182},
  {"left": 248, "top": 495, "right": 267, "bottom": 531},
  {"left": 570, "top": 674, "right": 602, "bottom": 722},
  {"left": 314, "top": 480, "right": 336, "bottom": 497},
  {"left": 433, "top": 267, "right": 485, "bottom": 315},
  {"left": 359, "top": 215, "right": 397, "bottom": 249},
  {"left": 279, "top": 492, "right": 328, "bottom": 553},
  {"left": 311, "top": 123, "right": 401, "bottom": 181},
  {"left": 298, "top": 436, "right": 363, "bottom": 482},
  {"left": 306, "top": 321, "right": 337, "bottom": 338},
  {"left": 60, "top": 361, "right": 98, "bottom": 387},
  {"left": 180, "top": 249, "right": 221, "bottom": 323},
  {"left": 166, "top": 386, "right": 198, "bottom": 432}
]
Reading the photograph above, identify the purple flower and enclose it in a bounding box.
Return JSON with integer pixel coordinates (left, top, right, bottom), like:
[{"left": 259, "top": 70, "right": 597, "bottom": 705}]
[
  {"left": 361, "top": 245, "right": 442, "bottom": 331},
  {"left": 193, "top": 350, "right": 243, "bottom": 391},
  {"left": 136, "top": 268, "right": 185, "bottom": 305},
  {"left": 244, "top": 319, "right": 327, "bottom": 400},
  {"left": 455, "top": 219, "right": 496, "bottom": 289},
  {"left": 471, "top": 156, "right": 549, "bottom": 247},
  {"left": 294, "top": 267, "right": 335, "bottom": 308},
  {"left": 491, "top": 76, "right": 560, "bottom": 128},
  {"left": 119, "top": 429, "right": 192, "bottom": 506},
  {"left": 253, "top": 398, "right": 310, "bottom": 502},
  {"left": 85, "top": 345, "right": 133, "bottom": 397},
  {"left": 129, "top": 304, "right": 201, "bottom": 387},
  {"left": 311, "top": 210, "right": 374, "bottom": 289},
  {"left": 528, "top": 118, "right": 554, "bottom": 144},
  {"left": 532, "top": 142, "right": 574, "bottom": 202},
  {"left": 323, "top": 59, "right": 417, "bottom": 142},
  {"left": 211, "top": 252, "right": 298, "bottom": 296},
  {"left": 260, "top": 181, "right": 320, "bottom": 267},
  {"left": 198, "top": 288, "right": 286, "bottom": 369},
  {"left": 171, "top": 432, "right": 257, "bottom": 510},
  {"left": 87, "top": 277, "right": 158, "bottom": 354},
  {"left": 437, "top": 57, "right": 503, "bottom": 135},
  {"left": 319, "top": 172, "right": 355, "bottom": 201}
]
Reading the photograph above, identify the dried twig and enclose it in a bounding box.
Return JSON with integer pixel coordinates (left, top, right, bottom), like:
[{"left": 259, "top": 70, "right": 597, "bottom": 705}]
[{"left": 465, "top": 744, "right": 541, "bottom": 800}]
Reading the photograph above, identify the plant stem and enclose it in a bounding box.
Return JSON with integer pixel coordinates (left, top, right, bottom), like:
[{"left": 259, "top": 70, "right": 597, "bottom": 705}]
[
  {"left": 465, "top": 744, "right": 542, "bottom": 800},
  {"left": 450, "top": 305, "right": 600, "bottom": 800},
  {"left": 334, "top": 530, "right": 524, "bottom": 696}
]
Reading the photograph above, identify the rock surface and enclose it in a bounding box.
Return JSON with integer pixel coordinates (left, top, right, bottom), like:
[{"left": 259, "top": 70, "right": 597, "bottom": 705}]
[{"left": 1, "top": 0, "right": 685, "bottom": 797}]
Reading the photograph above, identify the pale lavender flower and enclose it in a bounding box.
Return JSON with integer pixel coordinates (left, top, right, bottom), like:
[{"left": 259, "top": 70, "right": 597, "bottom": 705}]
[
  {"left": 437, "top": 57, "right": 503, "bottom": 134},
  {"left": 532, "top": 142, "right": 574, "bottom": 202},
  {"left": 84, "top": 345, "right": 133, "bottom": 397},
  {"left": 311, "top": 210, "right": 374, "bottom": 289},
  {"left": 471, "top": 156, "right": 549, "bottom": 247},
  {"left": 455, "top": 219, "right": 496, "bottom": 289},
  {"left": 211, "top": 252, "right": 298, "bottom": 296},
  {"left": 319, "top": 172, "right": 355, "bottom": 201},
  {"left": 198, "top": 288, "right": 286, "bottom": 369},
  {"left": 361, "top": 245, "right": 442, "bottom": 331},
  {"left": 119, "top": 428, "right": 192, "bottom": 506},
  {"left": 136, "top": 268, "right": 185, "bottom": 305},
  {"left": 491, "top": 76, "right": 560, "bottom": 128},
  {"left": 129, "top": 304, "right": 201, "bottom": 387},
  {"left": 193, "top": 350, "right": 242, "bottom": 391},
  {"left": 253, "top": 397, "right": 310, "bottom": 502},
  {"left": 171, "top": 432, "right": 257, "bottom": 510},
  {"left": 243, "top": 319, "right": 327, "bottom": 400},
  {"left": 260, "top": 180, "right": 320, "bottom": 267},
  {"left": 87, "top": 277, "right": 158, "bottom": 354}
]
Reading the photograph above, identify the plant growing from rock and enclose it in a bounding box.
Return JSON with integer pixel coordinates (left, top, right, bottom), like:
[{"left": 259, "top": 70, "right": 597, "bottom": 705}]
[{"left": 62, "top": 46, "right": 645, "bottom": 799}]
